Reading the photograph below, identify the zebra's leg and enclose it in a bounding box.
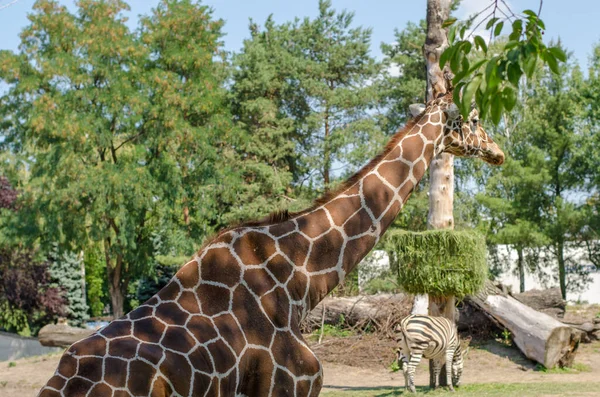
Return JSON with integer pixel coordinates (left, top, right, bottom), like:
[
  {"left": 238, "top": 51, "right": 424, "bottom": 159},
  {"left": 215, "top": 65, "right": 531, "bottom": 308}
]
[
  {"left": 396, "top": 350, "right": 409, "bottom": 389},
  {"left": 406, "top": 351, "right": 422, "bottom": 393},
  {"left": 432, "top": 358, "right": 442, "bottom": 389},
  {"left": 445, "top": 348, "right": 455, "bottom": 392}
]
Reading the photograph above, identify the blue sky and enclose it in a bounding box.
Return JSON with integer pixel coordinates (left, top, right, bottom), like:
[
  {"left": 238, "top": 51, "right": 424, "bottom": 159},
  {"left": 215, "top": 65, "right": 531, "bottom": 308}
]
[{"left": 0, "top": 0, "right": 598, "bottom": 69}]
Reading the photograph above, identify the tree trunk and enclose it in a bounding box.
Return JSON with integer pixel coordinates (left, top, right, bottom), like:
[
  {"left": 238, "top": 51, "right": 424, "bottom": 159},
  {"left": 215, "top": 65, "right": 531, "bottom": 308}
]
[
  {"left": 557, "top": 241, "right": 567, "bottom": 299},
  {"left": 428, "top": 154, "right": 454, "bottom": 230},
  {"left": 517, "top": 246, "right": 525, "bottom": 293},
  {"left": 467, "top": 281, "right": 580, "bottom": 368},
  {"left": 104, "top": 240, "right": 126, "bottom": 319},
  {"left": 424, "top": 0, "right": 453, "bottom": 388}
]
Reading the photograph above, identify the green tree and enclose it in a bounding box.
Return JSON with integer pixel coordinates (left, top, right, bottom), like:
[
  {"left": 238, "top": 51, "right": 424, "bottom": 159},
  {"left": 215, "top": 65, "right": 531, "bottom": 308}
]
[
  {"left": 229, "top": 17, "right": 299, "bottom": 217},
  {"left": 478, "top": 46, "right": 588, "bottom": 298},
  {"left": 0, "top": 0, "right": 238, "bottom": 318},
  {"left": 294, "top": 0, "right": 385, "bottom": 189}
]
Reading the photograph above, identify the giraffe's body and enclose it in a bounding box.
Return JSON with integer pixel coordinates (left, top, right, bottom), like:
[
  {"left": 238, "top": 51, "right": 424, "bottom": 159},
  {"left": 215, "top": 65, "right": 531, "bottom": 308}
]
[{"left": 39, "top": 93, "right": 503, "bottom": 397}]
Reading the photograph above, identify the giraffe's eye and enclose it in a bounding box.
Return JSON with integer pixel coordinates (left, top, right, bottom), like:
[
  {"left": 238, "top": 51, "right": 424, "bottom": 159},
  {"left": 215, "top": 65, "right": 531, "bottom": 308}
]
[{"left": 472, "top": 118, "right": 479, "bottom": 125}]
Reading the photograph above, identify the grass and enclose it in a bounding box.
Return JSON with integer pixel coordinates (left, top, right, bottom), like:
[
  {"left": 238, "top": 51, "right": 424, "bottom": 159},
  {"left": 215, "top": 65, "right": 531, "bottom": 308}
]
[
  {"left": 7, "top": 361, "right": 16, "bottom": 368},
  {"left": 535, "top": 363, "right": 592, "bottom": 374},
  {"left": 309, "top": 324, "right": 354, "bottom": 341},
  {"left": 320, "top": 382, "right": 600, "bottom": 397}
]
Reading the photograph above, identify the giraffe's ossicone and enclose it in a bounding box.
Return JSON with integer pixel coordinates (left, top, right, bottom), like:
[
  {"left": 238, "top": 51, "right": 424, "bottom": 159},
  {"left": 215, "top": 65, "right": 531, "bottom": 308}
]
[{"left": 38, "top": 92, "right": 503, "bottom": 397}]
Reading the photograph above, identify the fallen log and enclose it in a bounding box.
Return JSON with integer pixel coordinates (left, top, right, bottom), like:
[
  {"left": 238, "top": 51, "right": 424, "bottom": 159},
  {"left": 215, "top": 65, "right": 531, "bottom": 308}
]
[
  {"left": 302, "top": 293, "right": 413, "bottom": 334},
  {"left": 466, "top": 281, "right": 580, "bottom": 368},
  {"left": 38, "top": 323, "right": 94, "bottom": 348}
]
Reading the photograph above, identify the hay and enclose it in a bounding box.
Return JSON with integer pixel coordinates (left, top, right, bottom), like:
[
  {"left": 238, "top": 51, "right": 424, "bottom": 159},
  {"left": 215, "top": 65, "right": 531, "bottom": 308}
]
[{"left": 383, "top": 229, "right": 487, "bottom": 298}]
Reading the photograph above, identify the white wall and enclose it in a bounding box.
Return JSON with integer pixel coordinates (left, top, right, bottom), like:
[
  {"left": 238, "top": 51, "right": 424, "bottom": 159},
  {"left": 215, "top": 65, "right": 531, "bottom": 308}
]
[{"left": 359, "top": 245, "right": 600, "bottom": 304}]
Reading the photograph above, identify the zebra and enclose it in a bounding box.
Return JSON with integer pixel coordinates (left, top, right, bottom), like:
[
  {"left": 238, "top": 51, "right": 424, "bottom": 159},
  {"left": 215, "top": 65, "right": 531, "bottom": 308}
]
[{"left": 395, "top": 314, "right": 471, "bottom": 393}]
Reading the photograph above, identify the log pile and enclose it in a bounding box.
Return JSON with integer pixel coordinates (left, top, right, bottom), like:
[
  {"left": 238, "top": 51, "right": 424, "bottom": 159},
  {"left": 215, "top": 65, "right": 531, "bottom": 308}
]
[
  {"left": 301, "top": 293, "right": 413, "bottom": 335},
  {"left": 513, "top": 287, "right": 566, "bottom": 318}
]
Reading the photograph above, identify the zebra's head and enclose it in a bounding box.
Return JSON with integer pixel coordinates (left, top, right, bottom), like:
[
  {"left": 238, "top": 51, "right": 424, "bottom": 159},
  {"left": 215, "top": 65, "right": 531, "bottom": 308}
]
[{"left": 452, "top": 336, "right": 472, "bottom": 387}]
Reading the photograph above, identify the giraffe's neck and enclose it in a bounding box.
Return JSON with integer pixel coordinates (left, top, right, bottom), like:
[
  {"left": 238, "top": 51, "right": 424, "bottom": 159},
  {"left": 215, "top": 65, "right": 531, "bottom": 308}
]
[{"left": 295, "top": 112, "right": 444, "bottom": 311}]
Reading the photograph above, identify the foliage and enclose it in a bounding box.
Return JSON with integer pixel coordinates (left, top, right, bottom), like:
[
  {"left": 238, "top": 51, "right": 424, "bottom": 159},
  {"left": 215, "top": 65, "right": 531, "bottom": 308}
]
[
  {"left": 0, "top": 249, "right": 65, "bottom": 335},
  {"left": 384, "top": 230, "right": 487, "bottom": 298},
  {"left": 0, "top": 176, "right": 17, "bottom": 210},
  {"left": 441, "top": 2, "right": 567, "bottom": 123},
  {"left": 0, "top": 0, "right": 243, "bottom": 318},
  {"left": 379, "top": 20, "right": 427, "bottom": 129},
  {"left": 83, "top": 246, "right": 108, "bottom": 318},
  {"left": 48, "top": 245, "right": 89, "bottom": 326},
  {"left": 134, "top": 256, "right": 182, "bottom": 306},
  {"left": 233, "top": 0, "right": 386, "bottom": 194}
]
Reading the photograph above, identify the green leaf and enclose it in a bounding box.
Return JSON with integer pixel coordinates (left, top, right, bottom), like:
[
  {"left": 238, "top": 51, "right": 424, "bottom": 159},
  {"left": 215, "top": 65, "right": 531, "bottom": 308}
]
[
  {"left": 509, "top": 19, "right": 523, "bottom": 41},
  {"left": 453, "top": 83, "right": 464, "bottom": 111},
  {"left": 443, "top": 17, "right": 457, "bottom": 28},
  {"left": 461, "top": 75, "right": 482, "bottom": 118},
  {"left": 468, "top": 59, "right": 487, "bottom": 74},
  {"left": 524, "top": 53, "right": 538, "bottom": 78},
  {"left": 502, "top": 85, "right": 517, "bottom": 111},
  {"left": 490, "top": 92, "right": 504, "bottom": 125},
  {"left": 485, "top": 58, "right": 500, "bottom": 91},
  {"left": 522, "top": 10, "right": 538, "bottom": 18},
  {"left": 548, "top": 46, "right": 567, "bottom": 62},
  {"left": 494, "top": 21, "right": 504, "bottom": 37},
  {"left": 474, "top": 36, "right": 487, "bottom": 54},
  {"left": 448, "top": 25, "right": 457, "bottom": 44},
  {"left": 507, "top": 62, "right": 522, "bottom": 87},
  {"left": 486, "top": 17, "right": 499, "bottom": 30},
  {"left": 439, "top": 46, "right": 454, "bottom": 68},
  {"left": 545, "top": 52, "right": 560, "bottom": 74}
]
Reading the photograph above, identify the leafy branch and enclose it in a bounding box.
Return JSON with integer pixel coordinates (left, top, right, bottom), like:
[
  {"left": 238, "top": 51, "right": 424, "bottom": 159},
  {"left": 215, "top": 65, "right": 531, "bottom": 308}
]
[{"left": 440, "top": 0, "right": 566, "bottom": 124}]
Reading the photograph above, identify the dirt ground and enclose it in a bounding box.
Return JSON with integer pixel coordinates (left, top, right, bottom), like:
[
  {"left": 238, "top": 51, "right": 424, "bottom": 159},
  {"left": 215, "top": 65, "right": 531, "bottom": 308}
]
[{"left": 1, "top": 335, "right": 599, "bottom": 397}]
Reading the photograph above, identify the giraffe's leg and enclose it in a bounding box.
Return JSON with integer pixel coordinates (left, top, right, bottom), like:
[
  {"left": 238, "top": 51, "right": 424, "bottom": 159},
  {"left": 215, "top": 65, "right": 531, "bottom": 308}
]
[
  {"left": 445, "top": 349, "right": 455, "bottom": 392},
  {"left": 406, "top": 351, "right": 422, "bottom": 394}
]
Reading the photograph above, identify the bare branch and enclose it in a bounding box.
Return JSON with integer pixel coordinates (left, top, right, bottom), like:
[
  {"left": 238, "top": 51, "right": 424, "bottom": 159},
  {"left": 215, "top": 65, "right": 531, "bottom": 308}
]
[{"left": 0, "top": 0, "right": 23, "bottom": 11}]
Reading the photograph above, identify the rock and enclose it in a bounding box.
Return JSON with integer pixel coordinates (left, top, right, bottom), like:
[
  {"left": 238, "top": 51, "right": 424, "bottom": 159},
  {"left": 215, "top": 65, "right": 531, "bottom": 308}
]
[{"left": 38, "top": 323, "right": 94, "bottom": 348}]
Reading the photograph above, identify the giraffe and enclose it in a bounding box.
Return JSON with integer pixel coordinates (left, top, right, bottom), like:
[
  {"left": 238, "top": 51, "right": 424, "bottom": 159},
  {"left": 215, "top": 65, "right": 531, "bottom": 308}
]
[{"left": 38, "top": 91, "right": 504, "bottom": 397}]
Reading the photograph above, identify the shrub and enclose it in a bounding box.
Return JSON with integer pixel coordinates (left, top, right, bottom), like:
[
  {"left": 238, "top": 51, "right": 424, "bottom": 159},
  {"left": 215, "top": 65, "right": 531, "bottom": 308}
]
[{"left": 0, "top": 249, "right": 66, "bottom": 335}]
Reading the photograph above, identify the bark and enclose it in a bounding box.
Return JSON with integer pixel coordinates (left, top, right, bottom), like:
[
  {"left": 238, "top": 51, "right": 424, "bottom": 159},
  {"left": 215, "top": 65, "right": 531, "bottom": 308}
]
[
  {"left": 517, "top": 246, "right": 525, "bottom": 293},
  {"left": 467, "top": 281, "right": 580, "bottom": 368},
  {"left": 427, "top": 154, "right": 454, "bottom": 229},
  {"left": 557, "top": 241, "right": 567, "bottom": 299},
  {"left": 423, "top": 0, "right": 453, "bottom": 387}
]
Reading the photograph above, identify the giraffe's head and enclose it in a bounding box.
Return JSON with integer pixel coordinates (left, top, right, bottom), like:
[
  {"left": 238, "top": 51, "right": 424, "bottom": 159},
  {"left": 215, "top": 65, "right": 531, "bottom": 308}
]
[{"left": 410, "top": 93, "right": 505, "bottom": 166}]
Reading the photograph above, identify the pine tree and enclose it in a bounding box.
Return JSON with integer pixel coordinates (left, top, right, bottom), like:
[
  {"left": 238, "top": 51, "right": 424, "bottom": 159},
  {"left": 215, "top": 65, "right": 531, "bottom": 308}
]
[{"left": 48, "top": 245, "right": 89, "bottom": 326}]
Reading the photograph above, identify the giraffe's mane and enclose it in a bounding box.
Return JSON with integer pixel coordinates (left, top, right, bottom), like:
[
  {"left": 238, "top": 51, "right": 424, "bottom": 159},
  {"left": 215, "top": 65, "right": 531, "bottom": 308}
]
[{"left": 210, "top": 114, "right": 425, "bottom": 238}]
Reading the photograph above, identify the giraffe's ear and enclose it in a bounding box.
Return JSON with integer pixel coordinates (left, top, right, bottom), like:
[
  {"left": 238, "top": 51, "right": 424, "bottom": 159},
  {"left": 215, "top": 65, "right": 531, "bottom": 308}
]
[
  {"left": 409, "top": 103, "right": 426, "bottom": 117},
  {"left": 445, "top": 103, "right": 460, "bottom": 120}
]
